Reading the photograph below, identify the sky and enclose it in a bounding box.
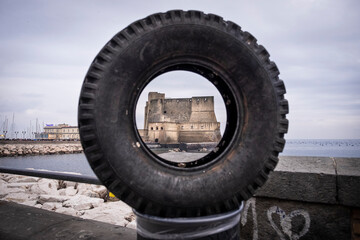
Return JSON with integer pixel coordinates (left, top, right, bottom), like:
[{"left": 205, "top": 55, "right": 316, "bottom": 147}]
[{"left": 0, "top": 0, "right": 359, "bottom": 139}]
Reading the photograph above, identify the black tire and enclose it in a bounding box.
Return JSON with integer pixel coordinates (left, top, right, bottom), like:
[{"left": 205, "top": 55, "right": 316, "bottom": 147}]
[
  {"left": 137, "top": 225, "right": 239, "bottom": 240},
  {"left": 78, "top": 10, "right": 288, "bottom": 217}
]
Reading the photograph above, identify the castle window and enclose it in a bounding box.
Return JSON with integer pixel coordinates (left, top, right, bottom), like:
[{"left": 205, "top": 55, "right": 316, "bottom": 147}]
[
  {"left": 164, "top": 111, "right": 167, "bottom": 114},
  {"left": 151, "top": 127, "right": 153, "bottom": 130},
  {"left": 201, "top": 125, "right": 204, "bottom": 129},
  {"left": 156, "top": 127, "right": 158, "bottom": 130},
  {"left": 191, "top": 125, "right": 193, "bottom": 129},
  {"left": 161, "top": 127, "right": 163, "bottom": 130}
]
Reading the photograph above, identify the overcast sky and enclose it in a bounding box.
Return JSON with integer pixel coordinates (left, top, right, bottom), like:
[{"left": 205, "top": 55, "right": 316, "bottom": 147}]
[{"left": 0, "top": 0, "right": 359, "bottom": 139}]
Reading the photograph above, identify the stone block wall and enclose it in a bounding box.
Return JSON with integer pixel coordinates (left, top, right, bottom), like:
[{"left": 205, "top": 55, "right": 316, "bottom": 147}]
[{"left": 239, "top": 156, "right": 360, "bottom": 240}]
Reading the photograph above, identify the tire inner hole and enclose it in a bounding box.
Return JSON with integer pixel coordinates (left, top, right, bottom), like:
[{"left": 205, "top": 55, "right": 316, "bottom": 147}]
[{"left": 135, "top": 70, "right": 227, "bottom": 167}]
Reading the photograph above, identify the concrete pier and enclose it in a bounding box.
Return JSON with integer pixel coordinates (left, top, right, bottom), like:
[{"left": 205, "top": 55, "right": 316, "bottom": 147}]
[{"left": 0, "top": 201, "right": 136, "bottom": 240}]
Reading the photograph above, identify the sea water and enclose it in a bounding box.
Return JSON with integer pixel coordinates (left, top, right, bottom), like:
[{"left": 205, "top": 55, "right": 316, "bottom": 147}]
[
  {"left": 282, "top": 139, "right": 360, "bottom": 158},
  {"left": 0, "top": 139, "right": 359, "bottom": 175},
  {"left": 0, "top": 153, "right": 95, "bottom": 176}
]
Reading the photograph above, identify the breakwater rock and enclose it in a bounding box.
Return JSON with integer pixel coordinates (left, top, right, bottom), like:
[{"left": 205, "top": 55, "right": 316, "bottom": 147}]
[
  {"left": 0, "top": 143, "right": 83, "bottom": 157},
  {"left": 0, "top": 173, "right": 136, "bottom": 229}
]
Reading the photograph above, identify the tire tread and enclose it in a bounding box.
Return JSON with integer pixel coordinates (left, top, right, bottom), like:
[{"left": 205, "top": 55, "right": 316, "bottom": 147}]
[{"left": 78, "top": 9, "right": 288, "bottom": 218}]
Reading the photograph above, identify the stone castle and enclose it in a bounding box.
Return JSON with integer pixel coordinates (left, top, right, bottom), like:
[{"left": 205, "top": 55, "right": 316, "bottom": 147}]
[{"left": 139, "top": 92, "right": 221, "bottom": 144}]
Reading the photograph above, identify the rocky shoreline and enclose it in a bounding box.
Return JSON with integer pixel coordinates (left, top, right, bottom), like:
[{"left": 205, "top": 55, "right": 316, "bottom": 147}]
[
  {"left": 0, "top": 173, "right": 136, "bottom": 229},
  {"left": 0, "top": 143, "right": 83, "bottom": 157}
]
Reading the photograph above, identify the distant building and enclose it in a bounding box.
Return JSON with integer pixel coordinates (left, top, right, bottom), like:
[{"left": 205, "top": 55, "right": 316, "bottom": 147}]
[
  {"left": 44, "top": 125, "right": 61, "bottom": 140},
  {"left": 139, "top": 92, "right": 221, "bottom": 144},
  {"left": 60, "top": 125, "right": 80, "bottom": 140},
  {"left": 44, "top": 124, "right": 79, "bottom": 140}
]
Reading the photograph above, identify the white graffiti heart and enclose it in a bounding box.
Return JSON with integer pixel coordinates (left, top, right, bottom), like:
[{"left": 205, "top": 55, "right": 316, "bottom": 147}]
[
  {"left": 241, "top": 198, "right": 258, "bottom": 240},
  {"left": 267, "top": 206, "right": 310, "bottom": 240}
]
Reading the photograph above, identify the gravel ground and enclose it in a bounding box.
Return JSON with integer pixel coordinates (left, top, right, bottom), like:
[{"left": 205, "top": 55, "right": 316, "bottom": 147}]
[{"left": 158, "top": 152, "right": 208, "bottom": 162}]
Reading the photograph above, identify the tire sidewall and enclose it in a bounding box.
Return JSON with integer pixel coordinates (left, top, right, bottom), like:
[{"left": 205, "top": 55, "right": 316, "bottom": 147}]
[{"left": 90, "top": 22, "right": 278, "bottom": 208}]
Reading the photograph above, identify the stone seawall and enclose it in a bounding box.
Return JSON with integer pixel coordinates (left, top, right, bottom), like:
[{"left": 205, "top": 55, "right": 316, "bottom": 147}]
[
  {"left": 0, "top": 173, "right": 136, "bottom": 229},
  {"left": 0, "top": 143, "right": 83, "bottom": 157},
  {"left": 240, "top": 156, "right": 360, "bottom": 240}
]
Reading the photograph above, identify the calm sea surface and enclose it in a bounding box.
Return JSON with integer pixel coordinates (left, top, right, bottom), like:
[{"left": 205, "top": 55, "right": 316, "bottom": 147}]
[
  {"left": 282, "top": 139, "right": 360, "bottom": 158},
  {"left": 0, "top": 154, "right": 95, "bottom": 176},
  {"left": 0, "top": 139, "right": 359, "bottom": 175}
]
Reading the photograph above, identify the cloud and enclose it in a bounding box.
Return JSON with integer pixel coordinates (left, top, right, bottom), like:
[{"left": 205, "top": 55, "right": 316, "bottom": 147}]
[{"left": 0, "top": 0, "right": 359, "bottom": 139}]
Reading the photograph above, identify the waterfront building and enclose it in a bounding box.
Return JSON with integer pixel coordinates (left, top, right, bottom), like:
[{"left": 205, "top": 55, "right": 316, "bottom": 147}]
[
  {"left": 44, "top": 125, "right": 61, "bottom": 140},
  {"left": 44, "top": 124, "right": 79, "bottom": 140},
  {"left": 61, "top": 125, "right": 80, "bottom": 140}
]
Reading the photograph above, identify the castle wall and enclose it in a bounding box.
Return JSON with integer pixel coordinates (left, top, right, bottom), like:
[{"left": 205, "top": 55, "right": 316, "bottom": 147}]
[
  {"left": 144, "top": 92, "right": 165, "bottom": 129},
  {"left": 189, "top": 97, "right": 217, "bottom": 123},
  {"left": 178, "top": 122, "right": 221, "bottom": 143},
  {"left": 147, "top": 99, "right": 164, "bottom": 123},
  {"left": 148, "top": 92, "right": 165, "bottom": 101},
  {"left": 147, "top": 122, "right": 179, "bottom": 144},
  {"left": 141, "top": 92, "right": 221, "bottom": 144},
  {"left": 162, "top": 98, "right": 192, "bottom": 123},
  {"left": 191, "top": 96, "right": 215, "bottom": 112}
]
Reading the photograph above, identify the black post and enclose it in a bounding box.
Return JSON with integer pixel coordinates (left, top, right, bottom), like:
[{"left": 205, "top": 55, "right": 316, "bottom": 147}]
[{"left": 134, "top": 202, "right": 243, "bottom": 240}]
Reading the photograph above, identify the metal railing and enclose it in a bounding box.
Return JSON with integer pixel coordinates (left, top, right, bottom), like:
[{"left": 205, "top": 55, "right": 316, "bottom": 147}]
[{"left": 0, "top": 166, "right": 101, "bottom": 185}]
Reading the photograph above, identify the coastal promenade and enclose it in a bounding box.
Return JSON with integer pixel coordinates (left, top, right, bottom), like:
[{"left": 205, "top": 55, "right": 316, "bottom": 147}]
[
  {"left": 0, "top": 201, "right": 137, "bottom": 240},
  {"left": 0, "top": 156, "right": 359, "bottom": 239}
]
